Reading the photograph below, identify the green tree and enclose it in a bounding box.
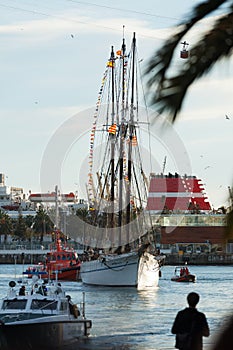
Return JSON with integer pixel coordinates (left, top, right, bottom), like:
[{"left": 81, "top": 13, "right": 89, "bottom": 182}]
[
  {"left": 76, "top": 208, "right": 89, "bottom": 221},
  {"left": 14, "top": 214, "right": 27, "bottom": 239},
  {"left": 0, "top": 210, "right": 13, "bottom": 242},
  {"left": 24, "top": 215, "right": 35, "bottom": 229},
  {"left": 23, "top": 215, "right": 35, "bottom": 241},
  {"left": 33, "top": 207, "right": 54, "bottom": 242}
]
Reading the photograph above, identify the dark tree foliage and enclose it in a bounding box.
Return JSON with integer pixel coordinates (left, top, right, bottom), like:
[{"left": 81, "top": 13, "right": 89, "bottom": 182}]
[
  {"left": 33, "top": 207, "right": 54, "bottom": 242},
  {"left": 145, "top": 0, "right": 233, "bottom": 122},
  {"left": 14, "top": 214, "right": 27, "bottom": 239},
  {"left": 0, "top": 210, "right": 13, "bottom": 240}
]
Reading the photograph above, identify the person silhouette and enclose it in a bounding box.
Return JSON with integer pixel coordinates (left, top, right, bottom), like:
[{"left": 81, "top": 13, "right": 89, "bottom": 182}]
[
  {"left": 19, "top": 285, "right": 26, "bottom": 295},
  {"left": 171, "top": 292, "right": 210, "bottom": 350}
]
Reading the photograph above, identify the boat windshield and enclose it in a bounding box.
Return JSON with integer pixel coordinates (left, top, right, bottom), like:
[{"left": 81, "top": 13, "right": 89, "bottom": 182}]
[
  {"left": 3, "top": 299, "right": 27, "bottom": 310},
  {"left": 31, "top": 299, "right": 57, "bottom": 310}
]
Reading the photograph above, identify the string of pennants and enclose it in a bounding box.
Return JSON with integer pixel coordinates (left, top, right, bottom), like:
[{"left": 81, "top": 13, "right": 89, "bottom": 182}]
[
  {"left": 87, "top": 65, "right": 109, "bottom": 199},
  {"left": 87, "top": 49, "right": 138, "bottom": 203}
]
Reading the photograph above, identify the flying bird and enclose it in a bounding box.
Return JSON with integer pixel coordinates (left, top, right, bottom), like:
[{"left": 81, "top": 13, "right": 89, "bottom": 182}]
[
  {"left": 71, "top": 34, "right": 74, "bottom": 38},
  {"left": 204, "top": 166, "right": 211, "bottom": 170},
  {"left": 225, "top": 115, "right": 230, "bottom": 120}
]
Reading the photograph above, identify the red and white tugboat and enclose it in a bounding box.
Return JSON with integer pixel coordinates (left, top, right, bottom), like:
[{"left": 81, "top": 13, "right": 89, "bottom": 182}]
[{"left": 24, "top": 231, "right": 81, "bottom": 281}]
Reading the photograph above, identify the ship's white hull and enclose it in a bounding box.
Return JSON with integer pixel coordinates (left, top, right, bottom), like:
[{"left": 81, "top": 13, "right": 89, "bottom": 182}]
[{"left": 81, "top": 251, "right": 161, "bottom": 289}]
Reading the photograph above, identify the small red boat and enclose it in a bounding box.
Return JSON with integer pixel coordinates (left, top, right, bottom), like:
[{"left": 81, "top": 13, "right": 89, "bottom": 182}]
[
  {"left": 24, "top": 232, "right": 81, "bottom": 281},
  {"left": 171, "top": 266, "right": 196, "bottom": 283}
]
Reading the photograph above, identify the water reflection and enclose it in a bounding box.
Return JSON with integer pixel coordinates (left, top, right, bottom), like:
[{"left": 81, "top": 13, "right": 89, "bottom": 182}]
[{"left": 137, "top": 287, "right": 159, "bottom": 309}]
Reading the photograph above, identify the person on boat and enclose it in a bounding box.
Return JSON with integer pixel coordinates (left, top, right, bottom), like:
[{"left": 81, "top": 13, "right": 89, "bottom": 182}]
[
  {"left": 19, "top": 285, "right": 26, "bottom": 295},
  {"left": 171, "top": 292, "right": 210, "bottom": 350},
  {"left": 124, "top": 243, "right": 131, "bottom": 253},
  {"left": 55, "top": 282, "right": 63, "bottom": 295},
  {"left": 185, "top": 267, "right": 189, "bottom": 275},
  {"left": 38, "top": 282, "right": 47, "bottom": 296}
]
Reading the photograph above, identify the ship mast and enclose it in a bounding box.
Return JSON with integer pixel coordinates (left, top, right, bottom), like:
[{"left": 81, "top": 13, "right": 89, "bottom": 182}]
[
  {"left": 126, "top": 32, "right": 136, "bottom": 243},
  {"left": 109, "top": 46, "right": 116, "bottom": 233},
  {"left": 118, "top": 33, "right": 126, "bottom": 246},
  {"left": 162, "top": 156, "right": 167, "bottom": 174}
]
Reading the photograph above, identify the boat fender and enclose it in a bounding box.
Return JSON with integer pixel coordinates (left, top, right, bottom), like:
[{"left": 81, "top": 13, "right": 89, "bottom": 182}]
[
  {"left": 69, "top": 302, "right": 80, "bottom": 318},
  {"left": 72, "top": 304, "right": 80, "bottom": 318},
  {"left": 159, "top": 270, "right": 162, "bottom": 278}
]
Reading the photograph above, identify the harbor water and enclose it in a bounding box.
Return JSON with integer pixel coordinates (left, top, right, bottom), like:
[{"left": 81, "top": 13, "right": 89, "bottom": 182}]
[{"left": 1, "top": 264, "right": 233, "bottom": 349}]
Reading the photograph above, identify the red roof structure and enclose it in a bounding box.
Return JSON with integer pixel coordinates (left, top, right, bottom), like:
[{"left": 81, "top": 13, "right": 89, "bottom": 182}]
[
  {"left": 147, "top": 173, "right": 211, "bottom": 213},
  {"left": 29, "top": 192, "right": 75, "bottom": 203}
]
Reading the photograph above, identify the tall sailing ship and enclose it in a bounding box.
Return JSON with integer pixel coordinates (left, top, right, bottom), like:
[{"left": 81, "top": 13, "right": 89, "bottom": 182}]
[{"left": 80, "top": 33, "right": 165, "bottom": 289}]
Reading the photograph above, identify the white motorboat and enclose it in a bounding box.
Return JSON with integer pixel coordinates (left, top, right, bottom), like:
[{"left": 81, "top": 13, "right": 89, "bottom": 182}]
[{"left": 0, "top": 277, "right": 92, "bottom": 349}]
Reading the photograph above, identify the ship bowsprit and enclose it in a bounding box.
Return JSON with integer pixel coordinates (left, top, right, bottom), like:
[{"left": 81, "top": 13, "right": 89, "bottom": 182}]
[{"left": 137, "top": 252, "right": 161, "bottom": 290}]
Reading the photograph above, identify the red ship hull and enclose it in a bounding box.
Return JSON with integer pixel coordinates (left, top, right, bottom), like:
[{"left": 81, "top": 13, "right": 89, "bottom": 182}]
[
  {"left": 24, "top": 231, "right": 81, "bottom": 281},
  {"left": 171, "top": 274, "right": 196, "bottom": 283}
]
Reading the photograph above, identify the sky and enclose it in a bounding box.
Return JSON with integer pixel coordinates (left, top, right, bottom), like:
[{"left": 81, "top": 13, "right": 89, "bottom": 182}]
[{"left": 0, "top": 0, "right": 232, "bottom": 209}]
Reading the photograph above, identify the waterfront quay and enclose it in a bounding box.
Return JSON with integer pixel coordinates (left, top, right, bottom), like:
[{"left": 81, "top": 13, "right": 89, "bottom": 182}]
[
  {"left": 164, "top": 252, "right": 233, "bottom": 265},
  {"left": 0, "top": 246, "right": 233, "bottom": 265},
  {"left": 0, "top": 241, "right": 82, "bottom": 264},
  {"left": 0, "top": 247, "right": 48, "bottom": 264}
]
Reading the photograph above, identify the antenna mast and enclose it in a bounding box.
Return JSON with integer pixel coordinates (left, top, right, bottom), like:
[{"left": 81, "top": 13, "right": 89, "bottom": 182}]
[{"left": 162, "top": 156, "right": 167, "bottom": 174}]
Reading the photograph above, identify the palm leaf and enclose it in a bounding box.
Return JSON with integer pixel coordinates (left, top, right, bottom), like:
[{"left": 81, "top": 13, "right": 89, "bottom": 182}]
[{"left": 145, "top": 0, "right": 233, "bottom": 122}]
